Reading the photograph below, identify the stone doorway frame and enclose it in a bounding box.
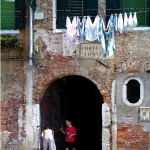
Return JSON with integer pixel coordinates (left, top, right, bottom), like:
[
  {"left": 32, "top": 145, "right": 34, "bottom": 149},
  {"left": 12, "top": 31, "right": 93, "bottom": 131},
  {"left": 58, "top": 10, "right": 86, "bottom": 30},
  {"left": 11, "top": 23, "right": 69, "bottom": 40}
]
[{"left": 32, "top": 66, "right": 113, "bottom": 150}]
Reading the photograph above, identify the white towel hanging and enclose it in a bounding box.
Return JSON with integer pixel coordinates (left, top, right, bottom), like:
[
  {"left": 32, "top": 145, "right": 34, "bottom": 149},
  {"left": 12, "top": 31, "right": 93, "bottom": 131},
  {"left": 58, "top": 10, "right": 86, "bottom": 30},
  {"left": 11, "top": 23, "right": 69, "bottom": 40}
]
[{"left": 132, "top": 12, "right": 138, "bottom": 28}]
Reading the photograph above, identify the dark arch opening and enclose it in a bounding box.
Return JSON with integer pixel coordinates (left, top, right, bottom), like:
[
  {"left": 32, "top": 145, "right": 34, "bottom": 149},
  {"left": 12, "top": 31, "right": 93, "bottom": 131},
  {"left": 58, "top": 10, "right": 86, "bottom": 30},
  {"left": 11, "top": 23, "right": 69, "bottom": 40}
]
[{"left": 40, "top": 75, "right": 103, "bottom": 150}]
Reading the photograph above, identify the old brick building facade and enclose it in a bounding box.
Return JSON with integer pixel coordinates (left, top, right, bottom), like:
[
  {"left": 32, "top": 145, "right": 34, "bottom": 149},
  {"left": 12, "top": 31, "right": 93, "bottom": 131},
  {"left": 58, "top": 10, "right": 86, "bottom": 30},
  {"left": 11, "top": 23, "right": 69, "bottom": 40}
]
[{"left": 1, "top": 0, "right": 150, "bottom": 150}]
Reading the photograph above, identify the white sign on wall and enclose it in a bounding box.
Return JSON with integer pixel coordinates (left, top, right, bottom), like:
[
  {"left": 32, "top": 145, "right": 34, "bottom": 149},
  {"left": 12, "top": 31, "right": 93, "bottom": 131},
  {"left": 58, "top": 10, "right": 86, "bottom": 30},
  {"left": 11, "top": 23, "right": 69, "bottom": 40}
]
[{"left": 80, "top": 43, "right": 102, "bottom": 59}]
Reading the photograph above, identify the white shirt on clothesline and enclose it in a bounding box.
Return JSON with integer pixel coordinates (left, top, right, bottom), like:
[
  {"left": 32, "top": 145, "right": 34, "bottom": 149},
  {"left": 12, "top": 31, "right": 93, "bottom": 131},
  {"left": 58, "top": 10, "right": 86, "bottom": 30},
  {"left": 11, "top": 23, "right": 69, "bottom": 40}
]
[
  {"left": 85, "top": 15, "right": 99, "bottom": 41},
  {"left": 117, "top": 13, "right": 124, "bottom": 34},
  {"left": 132, "top": 12, "right": 138, "bottom": 28},
  {"left": 124, "top": 12, "right": 128, "bottom": 28}
]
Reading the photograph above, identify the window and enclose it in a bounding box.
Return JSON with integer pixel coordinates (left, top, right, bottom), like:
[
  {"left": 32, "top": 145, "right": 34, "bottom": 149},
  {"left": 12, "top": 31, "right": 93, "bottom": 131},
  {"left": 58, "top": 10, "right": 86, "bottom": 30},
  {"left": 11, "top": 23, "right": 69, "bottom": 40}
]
[
  {"left": 56, "top": 0, "right": 98, "bottom": 29},
  {"left": 122, "top": 77, "right": 144, "bottom": 106},
  {"left": 106, "top": 0, "right": 150, "bottom": 27},
  {"left": 127, "top": 79, "right": 140, "bottom": 103},
  {"left": 1, "top": 0, "right": 26, "bottom": 30}
]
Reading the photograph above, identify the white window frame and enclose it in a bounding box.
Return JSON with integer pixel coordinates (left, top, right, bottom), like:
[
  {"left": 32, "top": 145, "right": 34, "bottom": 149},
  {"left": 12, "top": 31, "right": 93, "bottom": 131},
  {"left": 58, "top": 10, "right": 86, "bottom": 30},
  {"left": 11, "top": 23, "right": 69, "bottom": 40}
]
[
  {"left": 52, "top": 0, "right": 66, "bottom": 33},
  {"left": 5, "top": 0, "right": 15, "bottom": 1},
  {"left": 0, "top": 30, "right": 20, "bottom": 35},
  {"left": 122, "top": 77, "right": 144, "bottom": 106}
]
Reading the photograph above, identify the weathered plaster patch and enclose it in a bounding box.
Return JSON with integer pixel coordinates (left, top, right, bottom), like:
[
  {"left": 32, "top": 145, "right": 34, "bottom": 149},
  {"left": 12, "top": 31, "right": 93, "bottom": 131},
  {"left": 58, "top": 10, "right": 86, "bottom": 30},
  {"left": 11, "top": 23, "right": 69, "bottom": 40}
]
[
  {"left": 102, "top": 103, "right": 111, "bottom": 127},
  {"left": 0, "top": 131, "right": 11, "bottom": 149},
  {"left": 18, "top": 107, "right": 23, "bottom": 141},
  {"left": 102, "top": 128, "right": 110, "bottom": 150}
]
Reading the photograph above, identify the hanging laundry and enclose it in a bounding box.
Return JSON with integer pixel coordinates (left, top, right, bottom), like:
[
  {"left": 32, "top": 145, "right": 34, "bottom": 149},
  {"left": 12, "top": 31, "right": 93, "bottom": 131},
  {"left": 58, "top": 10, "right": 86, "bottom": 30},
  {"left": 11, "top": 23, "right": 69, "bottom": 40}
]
[
  {"left": 124, "top": 12, "right": 128, "bottom": 29},
  {"left": 76, "top": 16, "right": 81, "bottom": 37},
  {"left": 128, "top": 12, "right": 133, "bottom": 28},
  {"left": 63, "top": 12, "right": 138, "bottom": 57},
  {"left": 80, "top": 16, "right": 87, "bottom": 43},
  {"left": 114, "top": 13, "right": 118, "bottom": 31},
  {"left": 76, "top": 16, "right": 86, "bottom": 43},
  {"left": 117, "top": 13, "right": 124, "bottom": 34},
  {"left": 97, "top": 16, "right": 106, "bottom": 59},
  {"left": 66, "top": 16, "right": 79, "bottom": 47},
  {"left": 132, "top": 12, "right": 138, "bottom": 28},
  {"left": 106, "top": 14, "right": 115, "bottom": 57},
  {"left": 85, "top": 15, "right": 99, "bottom": 41}
]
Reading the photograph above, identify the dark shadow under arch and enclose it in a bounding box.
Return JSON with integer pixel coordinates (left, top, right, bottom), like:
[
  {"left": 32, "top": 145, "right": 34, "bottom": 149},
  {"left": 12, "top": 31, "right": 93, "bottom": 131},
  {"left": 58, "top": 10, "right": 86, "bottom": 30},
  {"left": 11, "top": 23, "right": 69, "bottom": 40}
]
[{"left": 40, "top": 75, "right": 103, "bottom": 150}]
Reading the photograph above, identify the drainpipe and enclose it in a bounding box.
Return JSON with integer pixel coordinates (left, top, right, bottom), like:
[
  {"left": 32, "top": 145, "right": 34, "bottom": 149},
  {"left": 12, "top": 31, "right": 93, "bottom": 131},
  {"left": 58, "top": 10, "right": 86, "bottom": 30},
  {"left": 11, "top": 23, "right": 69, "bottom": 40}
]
[
  {"left": 25, "top": 5, "right": 34, "bottom": 149},
  {"left": 29, "top": 6, "right": 33, "bottom": 67}
]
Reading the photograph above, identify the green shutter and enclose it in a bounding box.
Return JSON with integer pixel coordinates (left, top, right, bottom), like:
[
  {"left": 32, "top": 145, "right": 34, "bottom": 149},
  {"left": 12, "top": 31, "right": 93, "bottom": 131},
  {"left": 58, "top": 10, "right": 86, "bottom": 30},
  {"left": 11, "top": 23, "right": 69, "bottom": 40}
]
[
  {"left": 1, "top": 0, "right": 15, "bottom": 29},
  {"left": 86, "top": 0, "right": 98, "bottom": 22},
  {"left": 69, "top": 0, "right": 86, "bottom": 17},
  {"left": 15, "top": 0, "right": 26, "bottom": 29},
  {"left": 57, "top": 0, "right": 69, "bottom": 29},
  {"left": 106, "top": 0, "right": 119, "bottom": 24},
  {"left": 148, "top": 0, "right": 150, "bottom": 26},
  {"left": 120, "top": 0, "right": 149, "bottom": 26},
  {"left": 56, "top": 0, "right": 98, "bottom": 29},
  {"left": 57, "top": 0, "right": 87, "bottom": 29}
]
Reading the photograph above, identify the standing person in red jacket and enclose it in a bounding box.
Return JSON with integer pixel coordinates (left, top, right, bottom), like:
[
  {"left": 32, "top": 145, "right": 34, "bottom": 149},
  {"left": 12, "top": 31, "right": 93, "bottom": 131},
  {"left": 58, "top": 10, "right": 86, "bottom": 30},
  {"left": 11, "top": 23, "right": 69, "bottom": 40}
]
[{"left": 60, "top": 119, "right": 76, "bottom": 150}]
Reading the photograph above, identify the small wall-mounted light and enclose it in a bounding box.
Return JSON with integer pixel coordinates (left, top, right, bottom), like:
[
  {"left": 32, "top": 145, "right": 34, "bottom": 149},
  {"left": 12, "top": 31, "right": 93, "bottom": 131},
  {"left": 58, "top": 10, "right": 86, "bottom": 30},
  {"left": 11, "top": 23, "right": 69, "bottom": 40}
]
[
  {"left": 139, "top": 107, "right": 150, "bottom": 121},
  {"left": 35, "top": 45, "right": 39, "bottom": 53}
]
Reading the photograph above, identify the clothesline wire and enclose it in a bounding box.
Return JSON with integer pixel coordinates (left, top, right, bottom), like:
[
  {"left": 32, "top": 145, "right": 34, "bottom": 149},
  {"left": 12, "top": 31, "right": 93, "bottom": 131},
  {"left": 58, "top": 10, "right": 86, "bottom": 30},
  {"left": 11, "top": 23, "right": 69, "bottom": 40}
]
[
  {"left": 1, "top": 10, "right": 150, "bottom": 18},
  {"left": 1, "top": 7, "right": 150, "bottom": 12},
  {"left": 61, "top": 10, "right": 150, "bottom": 18},
  {"left": 57, "top": 7, "right": 150, "bottom": 11}
]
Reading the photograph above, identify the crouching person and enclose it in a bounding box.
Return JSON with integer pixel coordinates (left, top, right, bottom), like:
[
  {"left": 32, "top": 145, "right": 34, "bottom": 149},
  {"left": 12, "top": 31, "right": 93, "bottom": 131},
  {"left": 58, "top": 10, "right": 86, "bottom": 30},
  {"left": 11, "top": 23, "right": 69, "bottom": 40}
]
[{"left": 41, "top": 127, "right": 56, "bottom": 150}]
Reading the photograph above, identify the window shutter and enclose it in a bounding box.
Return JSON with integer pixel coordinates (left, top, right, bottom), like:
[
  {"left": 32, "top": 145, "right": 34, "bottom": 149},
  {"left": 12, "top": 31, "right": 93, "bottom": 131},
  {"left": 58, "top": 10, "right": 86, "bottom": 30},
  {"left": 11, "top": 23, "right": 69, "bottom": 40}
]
[
  {"left": 57, "top": 0, "right": 69, "bottom": 29},
  {"left": 56, "top": 0, "right": 98, "bottom": 29},
  {"left": 120, "top": 0, "right": 149, "bottom": 26},
  {"left": 57, "top": 0, "right": 86, "bottom": 29},
  {"left": 148, "top": 0, "right": 150, "bottom": 26},
  {"left": 106, "top": 0, "right": 119, "bottom": 24},
  {"left": 86, "top": 0, "right": 98, "bottom": 22},
  {"left": 15, "top": 0, "right": 26, "bottom": 29},
  {"left": 69, "top": 0, "right": 86, "bottom": 18},
  {"left": 1, "top": 0, "right": 15, "bottom": 29}
]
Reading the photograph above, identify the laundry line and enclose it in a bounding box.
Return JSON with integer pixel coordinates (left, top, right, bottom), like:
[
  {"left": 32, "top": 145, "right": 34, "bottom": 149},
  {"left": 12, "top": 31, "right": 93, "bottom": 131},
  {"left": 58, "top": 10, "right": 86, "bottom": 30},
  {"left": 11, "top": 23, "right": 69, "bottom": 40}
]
[
  {"left": 57, "top": 9, "right": 150, "bottom": 18},
  {"left": 1, "top": 9, "right": 150, "bottom": 18},
  {"left": 57, "top": 7, "right": 150, "bottom": 11},
  {"left": 1, "top": 7, "right": 150, "bottom": 12}
]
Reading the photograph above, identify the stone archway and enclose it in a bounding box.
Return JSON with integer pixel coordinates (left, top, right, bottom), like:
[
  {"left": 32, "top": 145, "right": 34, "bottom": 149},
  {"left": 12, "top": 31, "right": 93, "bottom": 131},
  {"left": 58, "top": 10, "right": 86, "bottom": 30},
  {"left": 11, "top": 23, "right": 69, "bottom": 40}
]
[
  {"left": 33, "top": 65, "right": 111, "bottom": 104},
  {"left": 40, "top": 75, "right": 104, "bottom": 149},
  {"left": 32, "top": 64, "right": 111, "bottom": 150}
]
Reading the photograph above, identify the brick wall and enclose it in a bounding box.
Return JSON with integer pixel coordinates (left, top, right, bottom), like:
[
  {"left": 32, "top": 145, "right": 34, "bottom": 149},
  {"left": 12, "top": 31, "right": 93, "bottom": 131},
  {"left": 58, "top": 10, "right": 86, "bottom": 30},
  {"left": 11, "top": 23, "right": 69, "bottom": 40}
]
[
  {"left": 1, "top": 61, "right": 27, "bottom": 149},
  {"left": 1, "top": 0, "right": 150, "bottom": 149},
  {"left": 117, "top": 124, "right": 149, "bottom": 150},
  {"left": 1, "top": 99, "right": 20, "bottom": 140}
]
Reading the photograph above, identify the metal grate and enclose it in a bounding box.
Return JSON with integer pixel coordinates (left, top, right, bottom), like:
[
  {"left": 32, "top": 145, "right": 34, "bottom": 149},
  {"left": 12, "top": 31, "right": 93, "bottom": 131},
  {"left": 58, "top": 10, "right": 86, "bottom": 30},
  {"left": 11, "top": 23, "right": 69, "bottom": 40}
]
[{"left": 127, "top": 79, "right": 140, "bottom": 103}]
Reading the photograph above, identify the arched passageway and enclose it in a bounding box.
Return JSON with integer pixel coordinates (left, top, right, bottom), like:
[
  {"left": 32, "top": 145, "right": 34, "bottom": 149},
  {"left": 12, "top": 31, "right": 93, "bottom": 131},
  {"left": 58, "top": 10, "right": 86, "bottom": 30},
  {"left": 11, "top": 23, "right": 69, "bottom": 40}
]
[{"left": 40, "top": 75, "right": 103, "bottom": 150}]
